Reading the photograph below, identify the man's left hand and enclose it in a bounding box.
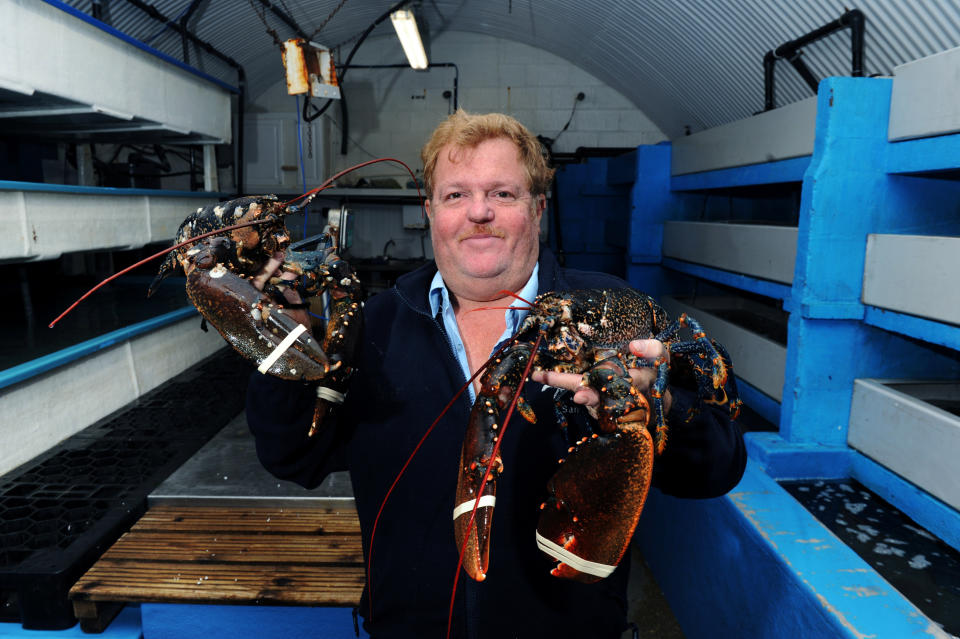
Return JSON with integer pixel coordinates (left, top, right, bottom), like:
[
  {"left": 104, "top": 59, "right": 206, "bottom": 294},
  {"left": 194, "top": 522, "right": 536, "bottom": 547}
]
[{"left": 529, "top": 338, "right": 672, "bottom": 419}]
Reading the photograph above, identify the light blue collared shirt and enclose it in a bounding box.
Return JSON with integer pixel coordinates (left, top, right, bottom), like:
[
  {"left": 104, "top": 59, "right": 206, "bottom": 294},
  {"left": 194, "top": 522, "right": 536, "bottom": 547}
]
[{"left": 429, "top": 264, "right": 540, "bottom": 403}]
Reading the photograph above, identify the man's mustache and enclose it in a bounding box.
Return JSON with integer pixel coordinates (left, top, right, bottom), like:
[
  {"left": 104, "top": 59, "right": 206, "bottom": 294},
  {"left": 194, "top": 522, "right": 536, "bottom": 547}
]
[{"left": 456, "top": 225, "right": 506, "bottom": 242}]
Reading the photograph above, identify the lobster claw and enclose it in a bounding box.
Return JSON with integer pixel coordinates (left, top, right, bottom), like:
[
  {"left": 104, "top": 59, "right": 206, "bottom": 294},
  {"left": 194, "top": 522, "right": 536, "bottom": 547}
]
[
  {"left": 535, "top": 420, "right": 654, "bottom": 583},
  {"left": 185, "top": 238, "right": 330, "bottom": 380},
  {"left": 536, "top": 359, "right": 655, "bottom": 583},
  {"left": 453, "top": 343, "right": 535, "bottom": 581}
]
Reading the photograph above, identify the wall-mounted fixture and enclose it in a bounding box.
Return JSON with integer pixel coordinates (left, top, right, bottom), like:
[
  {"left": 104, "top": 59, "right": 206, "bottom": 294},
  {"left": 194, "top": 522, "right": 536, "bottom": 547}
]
[
  {"left": 282, "top": 39, "right": 341, "bottom": 99},
  {"left": 390, "top": 9, "right": 428, "bottom": 70}
]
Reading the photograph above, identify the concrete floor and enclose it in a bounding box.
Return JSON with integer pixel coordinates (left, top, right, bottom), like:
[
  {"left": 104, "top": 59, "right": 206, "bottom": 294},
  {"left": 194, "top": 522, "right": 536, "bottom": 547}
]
[
  {"left": 154, "top": 415, "right": 686, "bottom": 638},
  {"left": 625, "top": 545, "right": 686, "bottom": 638}
]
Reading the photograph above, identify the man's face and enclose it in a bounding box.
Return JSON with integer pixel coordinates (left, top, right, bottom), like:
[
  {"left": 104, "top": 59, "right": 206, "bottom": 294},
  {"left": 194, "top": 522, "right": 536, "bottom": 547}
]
[{"left": 425, "top": 137, "right": 545, "bottom": 299}]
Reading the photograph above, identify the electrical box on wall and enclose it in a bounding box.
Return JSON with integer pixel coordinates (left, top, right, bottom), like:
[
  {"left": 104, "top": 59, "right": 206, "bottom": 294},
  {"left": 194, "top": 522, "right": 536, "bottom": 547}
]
[
  {"left": 402, "top": 204, "right": 428, "bottom": 229},
  {"left": 282, "top": 39, "right": 341, "bottom": 99}
]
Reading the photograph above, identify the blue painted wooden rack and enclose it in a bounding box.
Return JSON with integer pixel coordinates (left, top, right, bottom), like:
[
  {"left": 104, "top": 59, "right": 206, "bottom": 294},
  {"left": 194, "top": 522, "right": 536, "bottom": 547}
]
[{"left": 605, "top": 76, "right": 960, "bottom": 639}]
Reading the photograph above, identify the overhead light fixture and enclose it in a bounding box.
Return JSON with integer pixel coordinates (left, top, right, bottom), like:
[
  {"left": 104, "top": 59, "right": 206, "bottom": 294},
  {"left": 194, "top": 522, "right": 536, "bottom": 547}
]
[{"left": 390, "top": 9, "right": 428, "bottom": 70}]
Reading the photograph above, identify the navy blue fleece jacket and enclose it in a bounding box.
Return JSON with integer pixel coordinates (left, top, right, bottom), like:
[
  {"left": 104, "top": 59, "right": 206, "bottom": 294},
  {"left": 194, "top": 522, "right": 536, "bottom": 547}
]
[{"left": 246, "top": 246, "right": 746, "bottom": 639}]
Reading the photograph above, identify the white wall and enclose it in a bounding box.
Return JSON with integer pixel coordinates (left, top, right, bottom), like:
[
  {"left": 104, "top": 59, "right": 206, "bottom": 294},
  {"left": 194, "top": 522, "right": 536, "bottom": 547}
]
[
  {"left": 0, "top": 319, "right": 224, "bottom": 478},
  {"left": 248, "top": 31, "right": 666, "bottom": 185}
]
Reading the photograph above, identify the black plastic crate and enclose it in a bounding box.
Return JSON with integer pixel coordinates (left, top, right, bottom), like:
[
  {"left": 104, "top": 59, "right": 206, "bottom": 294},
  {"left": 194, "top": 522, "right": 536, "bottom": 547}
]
[{"left": 0, "top": 349, "right": 251, "bottom": 629}]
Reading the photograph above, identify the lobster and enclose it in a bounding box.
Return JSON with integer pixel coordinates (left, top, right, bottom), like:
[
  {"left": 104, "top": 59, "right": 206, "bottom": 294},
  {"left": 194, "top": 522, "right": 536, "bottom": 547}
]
[
  {"left": 146, "top": 193, "right": 363, "bottom": 433},
  {"left": 48, "top": 158, "right": 421, "bottom": 432},
  {"left": 451, "top": 288, "right": 741, "bottom": 584}
]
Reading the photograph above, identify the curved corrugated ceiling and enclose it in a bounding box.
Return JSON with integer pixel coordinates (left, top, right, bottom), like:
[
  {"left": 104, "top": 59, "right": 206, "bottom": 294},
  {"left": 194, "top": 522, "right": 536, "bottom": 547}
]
[{"left": 65, "top": 0, "right": 960, "bottom": 138}]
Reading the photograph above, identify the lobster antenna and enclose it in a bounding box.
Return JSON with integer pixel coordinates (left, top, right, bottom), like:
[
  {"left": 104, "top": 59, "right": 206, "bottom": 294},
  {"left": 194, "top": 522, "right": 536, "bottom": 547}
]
[
  {"left": 497, "top": 289, "right": 535, "bottom": 307},
  {"left": 462, "top": 305, "right": 532, "bottom": 316},
  {"left": 461, "top": 289, "right": 535, "bottom": 317},
  {"left": 285, "top": 157, "right": 427, "bottom": 221},
  {"left": 48, "top": 218, "right": 272, "bottom": 328},
  {"left": 366, "top": 336, "right": 517, "bottom": 622},
  {"left": 446, "top": 332, "right": 543, "bottom": 639}
]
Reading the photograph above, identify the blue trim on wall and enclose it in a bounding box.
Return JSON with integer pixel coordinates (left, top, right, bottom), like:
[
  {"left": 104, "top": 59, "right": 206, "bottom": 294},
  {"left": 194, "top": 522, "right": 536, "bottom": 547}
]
[
  {"left": 0, "top": 307, "right": 198, "bottom": 391},
  {"left": 637, "top": 461, "right": 937, "bottom": 639},
  {"left": 864, "top": 305, "right": 960, "bottom": 352},
  {"left": 0, "top": 180, "right": 226, "bottom": 198},
  {"left": 670, "top": 155, "right": 810, "bottom": 191},
  {"left": 741, "top": 432, "right": 960, "bottom": 553},
  {"left": 744, "top": 431, "right": 851, "bottom": 479},
  {"left": 733, "top": 376, "right": 781, "bottom": 426},
  {"left": 41, "top": 0, "right": 239, "bottom": 94},
  {"left": 661, "top": 257, "right": 793, "bottom": 302},
  {"left": 850, "top": 453, "right": 960, "bottom": 553},
  {"left": 886, "top": 132, "right": 960, "bottom": 174}
]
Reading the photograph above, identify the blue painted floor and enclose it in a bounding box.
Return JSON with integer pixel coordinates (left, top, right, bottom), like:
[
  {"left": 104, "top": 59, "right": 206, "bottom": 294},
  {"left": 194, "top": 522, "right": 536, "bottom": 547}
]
[{"left": 0, "top": 606, "right": 141, "bottom": 639}]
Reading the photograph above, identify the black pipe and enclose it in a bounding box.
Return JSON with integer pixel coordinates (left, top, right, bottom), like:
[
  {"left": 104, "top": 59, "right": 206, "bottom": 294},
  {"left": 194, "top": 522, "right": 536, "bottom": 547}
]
[
  {"left": 120, "top": 0, "right": 247, "bottom": 195},
  {"left": 179, "top": 0, "right": 202, "bottom": 72},
  {"left": 762, "top": 8, "right": 865, "bottom": 111},
  {"left": 302, "top": 0, "right": 412, "bottom": 124},
  {"left": 236, "top": 70, "right": 247, "bottom": 195},
  {"left": 91, "top": 0, "right": 105, "bottom": 22},
  {"left": 254, "top": 0, "right": 309, "bottom": 40},
  {"left": 339, "top": 88, "right": 349, "bottom": 156}
]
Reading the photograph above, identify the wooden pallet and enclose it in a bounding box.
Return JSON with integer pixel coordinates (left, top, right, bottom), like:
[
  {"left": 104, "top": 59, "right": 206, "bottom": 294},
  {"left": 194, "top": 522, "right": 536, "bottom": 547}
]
[{"left": 69, "top": 505, "right": 365, "bottom": 632}]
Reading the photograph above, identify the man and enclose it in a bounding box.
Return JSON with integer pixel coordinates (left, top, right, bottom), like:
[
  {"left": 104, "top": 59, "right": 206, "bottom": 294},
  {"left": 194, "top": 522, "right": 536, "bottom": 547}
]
[{"left": 246, "top": 110, "right": 746, "bottom": 638}]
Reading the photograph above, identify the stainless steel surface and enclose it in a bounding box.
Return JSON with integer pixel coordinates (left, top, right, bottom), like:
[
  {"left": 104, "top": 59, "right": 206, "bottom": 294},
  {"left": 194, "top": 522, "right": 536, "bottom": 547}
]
[{"left": 149, "top": 413, "right": 355, "bottom": 509}]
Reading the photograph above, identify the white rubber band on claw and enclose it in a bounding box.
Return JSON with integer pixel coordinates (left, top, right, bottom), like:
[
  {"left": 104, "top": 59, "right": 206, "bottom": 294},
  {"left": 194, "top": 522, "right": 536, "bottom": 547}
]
[
  {"left": 257, "top": 323, "right": 308, "bottom": 374},
  {"left": 535, "top": 530, "right": 617, "bottom": 578},
  {"left": 316, "top": 386, "right": 345, "bottom": 404},
  {"left": 452, "top": 495, "right": 496, "bottom": 521}
]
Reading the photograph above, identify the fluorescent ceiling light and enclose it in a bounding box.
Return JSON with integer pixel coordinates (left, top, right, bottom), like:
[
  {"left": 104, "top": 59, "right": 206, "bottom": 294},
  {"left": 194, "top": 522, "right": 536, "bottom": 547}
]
[{"left": 390, "top": 9, "right": 428, "bottom": 70}]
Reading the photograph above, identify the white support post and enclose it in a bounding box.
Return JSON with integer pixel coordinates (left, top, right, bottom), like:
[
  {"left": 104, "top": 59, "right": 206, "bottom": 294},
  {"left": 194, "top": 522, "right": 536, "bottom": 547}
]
[
  {"left": 76, "top": 144, "right": 94, "bottom": 186},
  {"left": 203, "top": 144, "right": 219, "bottom": 192}
]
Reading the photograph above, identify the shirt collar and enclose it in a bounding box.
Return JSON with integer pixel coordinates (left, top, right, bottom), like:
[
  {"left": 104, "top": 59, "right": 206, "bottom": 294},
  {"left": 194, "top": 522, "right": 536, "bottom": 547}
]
[{"left": 429, "top": 264, "right": 540, "bottom": 330}]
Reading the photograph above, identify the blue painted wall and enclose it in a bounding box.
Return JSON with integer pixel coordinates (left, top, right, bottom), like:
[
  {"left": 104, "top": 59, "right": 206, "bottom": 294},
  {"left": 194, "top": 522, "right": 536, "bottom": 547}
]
[{"left": 551, "top": 156, "right": 632, "bottom": 278}]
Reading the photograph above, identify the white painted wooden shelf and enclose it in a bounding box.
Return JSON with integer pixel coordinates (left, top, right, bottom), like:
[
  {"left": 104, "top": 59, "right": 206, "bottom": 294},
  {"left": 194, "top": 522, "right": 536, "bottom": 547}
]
[
  {"left": 0, "top": 0, "right": 233, "bottom": 144},
  {"left": 862, "top": 234, "right": 960, "bottom": 327},
  {"left": 662, "top": 221, "right": 798, "bottom": 285},
  {"left": 888, "top": 46, "right": 960, "bottom": 142},
  {"left": 670, "top": 97, "right": 816, "bottom": 176},
  {"left": 0, "top": 185, "right": 221, "bottom": 261},
  {"left": 849, "top": 379, "right": 960, "bottom": 512}
]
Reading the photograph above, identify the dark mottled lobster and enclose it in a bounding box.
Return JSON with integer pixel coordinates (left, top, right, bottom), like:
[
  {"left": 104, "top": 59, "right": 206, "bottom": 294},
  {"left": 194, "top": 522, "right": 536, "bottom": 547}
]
[
  {"left": 367, "top": 287, "right": 741, "bottom": 637},
  {"left": 145, "top": 193, "right": 363, "bottom": 434},
  {"left": 452, "top": 288, "right": 741, "bottom": 583},
  {"left": 51, "top": 160, "right": 420, "bottom": 425}
]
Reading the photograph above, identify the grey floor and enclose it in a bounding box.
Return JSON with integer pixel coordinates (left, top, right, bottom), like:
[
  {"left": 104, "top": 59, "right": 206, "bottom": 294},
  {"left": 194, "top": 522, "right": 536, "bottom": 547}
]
[{"left": 153, "top": 415, "right": 685, "bottom": 638}]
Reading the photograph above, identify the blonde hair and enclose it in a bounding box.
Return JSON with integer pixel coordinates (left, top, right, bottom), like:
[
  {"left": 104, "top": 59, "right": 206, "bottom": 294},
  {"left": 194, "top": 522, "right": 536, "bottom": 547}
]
[{"left": 421, "top": 110, "right": 555, "bottom": 199}]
